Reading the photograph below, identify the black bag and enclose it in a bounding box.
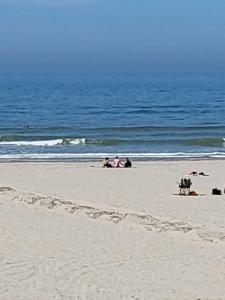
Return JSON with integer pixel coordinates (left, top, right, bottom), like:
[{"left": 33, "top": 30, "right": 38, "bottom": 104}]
[{"left": 212, "top": 188, "right": 222, "bottom": 195}]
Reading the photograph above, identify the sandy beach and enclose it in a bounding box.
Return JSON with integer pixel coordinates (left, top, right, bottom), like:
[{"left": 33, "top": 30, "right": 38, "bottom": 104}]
[{"left": 0, "top": 160, "right": 225, "bottom": 300}]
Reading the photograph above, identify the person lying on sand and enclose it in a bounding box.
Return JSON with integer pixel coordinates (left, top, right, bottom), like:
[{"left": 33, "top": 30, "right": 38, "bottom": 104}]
[
  {"left": 188, "top": 171, "right": 209, "bottom": 176},
  {"left": 199, "top": 172, "right": 209, "bottom": 176},
  {"left": 188, "top": 171, "right": 198, "bottom": 176}
]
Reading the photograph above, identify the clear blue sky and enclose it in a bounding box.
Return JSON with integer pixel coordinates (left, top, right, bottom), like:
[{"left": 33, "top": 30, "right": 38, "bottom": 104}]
[{"left": 1, "top": 0, "right": 225, "bottom": 75}]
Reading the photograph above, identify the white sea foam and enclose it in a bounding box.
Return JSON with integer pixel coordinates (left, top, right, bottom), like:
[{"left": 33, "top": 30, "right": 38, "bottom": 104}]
[
  {"left": 0, "top": 138, "right": 86, "bottom": 146},
  {"left": 0, "top": 152, "right": 225, "bottom": 160},
  {"left": 69, "top": 138, "right": 86, "bottom": 145}
]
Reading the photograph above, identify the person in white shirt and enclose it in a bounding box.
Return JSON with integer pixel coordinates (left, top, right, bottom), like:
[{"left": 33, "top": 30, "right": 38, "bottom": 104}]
[{"left": 113, "top": 156, "right": 123, "bottom": 168}]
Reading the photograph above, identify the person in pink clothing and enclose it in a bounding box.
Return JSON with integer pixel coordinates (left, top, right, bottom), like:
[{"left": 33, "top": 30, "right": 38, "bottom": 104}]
[{"left": 113, "top": 156, "right": 123, "bottom": 168}]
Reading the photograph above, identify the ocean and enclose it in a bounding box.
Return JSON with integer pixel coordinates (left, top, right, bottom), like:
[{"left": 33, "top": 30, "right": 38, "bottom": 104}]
[{"left": 0, "top": 75, "right": 225, "bottom": 161}]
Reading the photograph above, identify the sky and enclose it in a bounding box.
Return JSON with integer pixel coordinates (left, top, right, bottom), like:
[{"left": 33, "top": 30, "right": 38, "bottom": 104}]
[{"left": 0, "top": 0, "right": 225, "bottom": 75}]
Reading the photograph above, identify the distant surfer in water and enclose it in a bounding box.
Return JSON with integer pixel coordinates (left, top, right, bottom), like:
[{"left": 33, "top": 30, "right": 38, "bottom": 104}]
[{"left": 24, "top": 125, "right": 37, "bottom": 130}]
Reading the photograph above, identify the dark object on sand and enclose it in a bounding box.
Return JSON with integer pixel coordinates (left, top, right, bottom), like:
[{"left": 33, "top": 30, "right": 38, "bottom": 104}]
[
  {"left": 179, "top": 178, "right": 192, "bottom": 195},
  {"left": 124, "top": 158, "right": 132, "bottom": 168},
  {"left": 212, "top": 188, "right": 222, "bottom": 195},
  {"left": 188, "top": 171, "right": 209, "bottom": 176},
  {"left": 188, "top": 171, "right": 198, "bottom": 176},
  {"left": 189, "top": 191, "right": 198, "bottom": 196},
  {"left": 198, "top": 172, "right": 209, "bottom": 176},
  {"left": 102, "top": 157, "right": 113, "bottom": 168}
]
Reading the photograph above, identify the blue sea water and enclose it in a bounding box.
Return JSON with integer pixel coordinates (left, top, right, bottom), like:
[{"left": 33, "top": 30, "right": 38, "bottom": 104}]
[{"left": 0, "top": 75, "right": 225, "bottom": 160}]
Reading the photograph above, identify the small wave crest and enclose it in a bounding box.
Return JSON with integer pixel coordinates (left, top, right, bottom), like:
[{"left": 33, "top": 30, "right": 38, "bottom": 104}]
[
  {"left": 0, "top": 138, "right": 86, "bottom": 147},
  {"left": 0, "top": 133, "right": 225, "bottom": 149},
  {"left": 1, "top": 152, "right": 225, "bottom": 160},
  {"left": 185, "top": 137, "right": 225, "bottom": 147}
]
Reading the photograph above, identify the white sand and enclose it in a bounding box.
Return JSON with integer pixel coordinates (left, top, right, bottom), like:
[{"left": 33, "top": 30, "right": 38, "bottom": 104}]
[{"left": 0, "top": 160, "right": 225, "bottom": 299}]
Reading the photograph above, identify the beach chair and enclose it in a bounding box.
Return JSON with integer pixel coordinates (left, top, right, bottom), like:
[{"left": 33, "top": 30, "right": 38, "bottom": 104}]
[{"left": 179, "top": 178, "right": 192, "bottom": 195}]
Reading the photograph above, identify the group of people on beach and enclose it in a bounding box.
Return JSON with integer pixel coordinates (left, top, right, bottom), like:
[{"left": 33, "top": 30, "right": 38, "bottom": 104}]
[{"left": 102, "top": 156, "right": 132, "bottom": 168}]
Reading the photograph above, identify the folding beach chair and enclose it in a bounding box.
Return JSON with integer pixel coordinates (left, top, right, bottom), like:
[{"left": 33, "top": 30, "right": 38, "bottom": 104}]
[{"left": 179, "top": 178, "right": 192, "bottom": 195}]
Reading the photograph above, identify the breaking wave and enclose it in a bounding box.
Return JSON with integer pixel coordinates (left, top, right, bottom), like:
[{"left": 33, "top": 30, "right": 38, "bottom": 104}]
[
  {"left": 1, "top": 152, "right": 225, "bottom": 160},
  {"left": 0, "top": 137, "right": 224, "bottom": 147},
  {"left": 0, "top": 138, "right": 86, "bottom": 146}
]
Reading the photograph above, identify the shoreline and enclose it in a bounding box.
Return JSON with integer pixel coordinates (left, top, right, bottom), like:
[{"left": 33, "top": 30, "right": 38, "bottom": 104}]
[{"left": 1, "top": 156, "right": 225, "bottom": 163}]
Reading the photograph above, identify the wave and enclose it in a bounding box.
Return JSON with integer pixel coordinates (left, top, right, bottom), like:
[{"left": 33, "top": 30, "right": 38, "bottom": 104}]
[
  {"left": 0, "top": 138, "right": 86, "bottom": 146},
  {"left": 89, "top": 125, "right": 225, "bottom": 133},
  {"left": 0, "top": 137, "right": 224, "bottom": 147},
  {"left": 185, "top": 137, "right": 225, "bottom": 146},
  {"left": 1, "top": 152, "right": 225, "bottom": 160},
  {"left": 1, "top": 125, "right": 225, "bottom": 134},
  {"left": 100, "top": 137, "right": 225, "bottom": 146}
]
